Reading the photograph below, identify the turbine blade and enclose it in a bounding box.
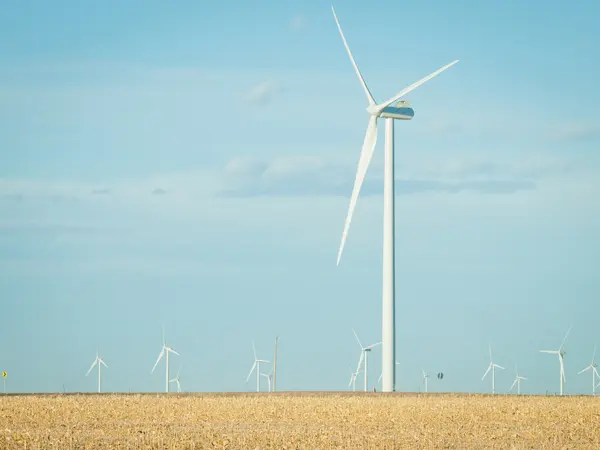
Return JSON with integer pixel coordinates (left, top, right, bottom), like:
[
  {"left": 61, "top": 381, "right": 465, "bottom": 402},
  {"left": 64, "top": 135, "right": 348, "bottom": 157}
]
[
  {"left": 577, "top": 366, "right": 591, "bottom": 375},
  {"left": 100, "top": 359, "right": 108, "bottom": 368},
  {"left": 86, "top": 359, "right": 98, "bottom": 376},
  {"left": 377, "top": 60, "right": 459, "bottom": 111},
  {"left": 252, "top": 341, "right": 257, "bottom": 361},
  {"left": 559, "top": 325, "right": 572, "bottom": 351},
  {"left": 245, "top": 361, "right": 257, "bottom": 383},
  {"left": 151, "top": 349, "right": 164, "bottom": 373},
  {"left": 355, "top": 351, "right": 365, "bottom": 375},
  {"left": 169, "top": 348, "right": 180, "bottom": 356},
  {"left": 482, "top": 364, "right": 491, "bottom": 380},
  {"left": 352, "top": 328, "right": 364, "bottom": 349},
  {"left": 377, "top": 372, "right": 383, "bottom": 383},
  {"left": 336, "top": 115, "right": 378, "bottom": 265},
  {"left": 510, "top": 378, "right": 517, "bottom": 392},
  {"left": 365, "top": 342, "right": 382, "bottom": 350},
  {"left": 495, "top": 364, "right": 505, "bottom": 371},
  {"left": 488, "top": 344, "right": 492, "bottom": 362},
  {"left": 539, "top": 350, "right": 557, "bottom": 354},
  {"left": 331, "top": 6, "right": 376, "bottom": 106}
]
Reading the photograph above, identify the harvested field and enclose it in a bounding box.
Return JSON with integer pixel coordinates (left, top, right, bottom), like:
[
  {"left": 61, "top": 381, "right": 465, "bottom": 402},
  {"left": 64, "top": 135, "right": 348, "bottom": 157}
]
[{"left": 1, "top": 392, "right": 599, "bottom": 449}]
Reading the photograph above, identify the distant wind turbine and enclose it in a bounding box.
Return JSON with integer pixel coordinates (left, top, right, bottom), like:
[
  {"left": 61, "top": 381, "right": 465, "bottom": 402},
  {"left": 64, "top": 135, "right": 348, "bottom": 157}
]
[
  {"left": 86, "top": 349, "right": 107, "bottom": 393},
  {"left": 577, "top": 344, "right": 599, "bottom": 395},
  {"left": 349, "top": 365, "right": 359, "bottom": 392},
  {"left": 540, "top": 326, "right": 571, "bottom": 396},
  {"left": 246, "top": 341, "right": 269, "bottom": 392},
  {"left": 352, "top": 328, "right": 381, "bottom": 392},
  {"left": 422, "top": 369, "right": 429, "bottom": 393},
  {"left": 169, "top": 367, "right": 182, "bottom": 393},
  {"left": 151, "top": 326, "right": 180, "bottom": 393},
  {"left": 509, "top": 365, "right": 527, "bottom": 395},
  {"left": 261, "top": 368, "right": 274, "bottom": 392},
  {"left": 482, "top": 344, "right": 504, "bottom": 394},
  {"left": 378, "top": 361, "right": 400, "bottom": 386}
]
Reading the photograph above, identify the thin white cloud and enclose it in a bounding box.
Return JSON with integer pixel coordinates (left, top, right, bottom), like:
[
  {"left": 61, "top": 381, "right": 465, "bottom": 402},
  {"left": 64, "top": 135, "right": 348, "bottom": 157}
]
[
  {"left": 244, "top": 81, "right": 279, "bottom": 106},
  {"left": 290, "top": 14, "right": 307, "bottom": 32},
  {"left": 217, "top": 154, "right": 572, "bottom": 198},
  {"left": 546, "top": 122, "right": 599, "bottom": 142}
]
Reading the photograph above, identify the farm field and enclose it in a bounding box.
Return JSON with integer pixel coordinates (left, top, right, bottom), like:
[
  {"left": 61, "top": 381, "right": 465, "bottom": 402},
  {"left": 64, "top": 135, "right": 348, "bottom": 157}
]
[{"left": 1, "top": 392, "right": 599, "bottom": 449}]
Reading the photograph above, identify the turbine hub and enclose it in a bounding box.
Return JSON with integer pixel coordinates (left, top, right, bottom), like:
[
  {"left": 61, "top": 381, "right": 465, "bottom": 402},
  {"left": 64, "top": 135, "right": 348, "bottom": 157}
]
[{"left": 366, "top": 104, "right": 381, "bottom": 116}]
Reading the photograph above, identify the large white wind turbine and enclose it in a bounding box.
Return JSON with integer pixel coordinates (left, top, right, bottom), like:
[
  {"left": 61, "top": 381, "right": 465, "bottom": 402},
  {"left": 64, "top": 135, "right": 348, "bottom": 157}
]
[
  {"left": 86, "top": 349, "right": 107, "bottom": 393},
  {"left": 246, "top": 341, "right": 269, "bottom": 392},
  {"left": 577, "top": 344, "right": 599, "bottom": 395},
  {"left": 352, "top": 328, "right": 381, "bottom": 392},
  {"left": 540, "top": 326, "right": 571, "bottom": 396},
  {"left": 509, "top": 365, "right": 527, "bottom": 395},
  {"left": 331, "top": 6, "right": 459, "bottom": 393},
  {"left": 151, "top": 327, "right": 180, "bottom": 393},
  {"left": 481, "top": 344, "right": 505, "bottom": 394}
]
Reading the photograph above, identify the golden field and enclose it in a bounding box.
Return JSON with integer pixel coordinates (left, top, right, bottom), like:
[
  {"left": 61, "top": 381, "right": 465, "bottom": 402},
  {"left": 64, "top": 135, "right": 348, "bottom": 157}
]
[{"left": 1, "top": 392, "right": 599, "bottom": 449}]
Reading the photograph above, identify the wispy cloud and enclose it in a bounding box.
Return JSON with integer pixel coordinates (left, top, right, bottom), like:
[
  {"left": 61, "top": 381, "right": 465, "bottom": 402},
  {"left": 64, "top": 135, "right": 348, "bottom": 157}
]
[
  {"left": 244, "top": 80, "right": 280, "bottom": 106},
  {"left": 151, "top": 187, "right": 167, "bottom": 196},
  {"left": 290, "top": 14, "right": 307, "bottom": 32},
  {"left": 217, "top": 155, "right": 560, "bottom": 198},
  {"left": 546, "top": 122, "right": 600, "bottom": 142}
]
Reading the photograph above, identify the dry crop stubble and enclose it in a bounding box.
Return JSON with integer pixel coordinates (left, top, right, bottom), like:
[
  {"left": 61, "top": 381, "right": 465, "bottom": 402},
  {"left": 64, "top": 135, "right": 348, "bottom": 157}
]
[{"left": 1, "top": 393, "right": 599, "bottom": 449}]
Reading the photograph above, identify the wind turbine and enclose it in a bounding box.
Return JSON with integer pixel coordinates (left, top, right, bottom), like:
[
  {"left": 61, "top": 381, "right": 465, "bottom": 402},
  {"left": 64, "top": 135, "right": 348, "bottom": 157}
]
[
  {"left": 331, "top": 6, "right": 459, "bottom": 393},
  {"left": 151, "top": 327, "right": 180, "bottom": 393},
  {"left": 246, "top": 341, "right": 269, "bottom": 392},
  {"left": 86, "top": 349, "right": 107, "bottom": 393},
  {"left": 261, "top": 368, "right": 274, "bottom": 392},
  {"left": 540, "top": 326, "right": 571, "bottom": 396},
  {"left": 482, "top": 344, "right": 505, "bottom": 394},
  {"left": 169, "top": 367, "right": 182, "bottom": 393},
  {"left": 348, "top": 365, "right": 359, "bottom": 391},
  {"left": 422, "top": 369, "right": 429, "bottom": 393},
  {"left": 352, "top": 328, "right": 381, "bottom": 392},
  {"left": 378, "top": 361, "right": 400, "bottom": 385},
  {"left": 577, "top": 344, "right": 599, "bottom": 395},
  {"left": 509, "top": 365, "right": 527, "bottom": 395}
]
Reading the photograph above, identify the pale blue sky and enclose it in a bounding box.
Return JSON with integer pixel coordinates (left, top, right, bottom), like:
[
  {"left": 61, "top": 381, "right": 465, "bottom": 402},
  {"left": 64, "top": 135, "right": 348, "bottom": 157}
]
[{"left": 1, "top": 0, "right": 599, "bottom": 394}]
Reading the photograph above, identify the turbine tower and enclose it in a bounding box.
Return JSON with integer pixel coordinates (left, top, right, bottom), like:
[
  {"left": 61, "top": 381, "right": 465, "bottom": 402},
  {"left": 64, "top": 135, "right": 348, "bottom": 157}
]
[
  {"left": 352, "top": 328, "right": 381, "bottom": 392},
  {"left": 151, "top": 327, "right": 180, "bottom": 393},
  {"left": 577, "top": 344, "right": 599, "bottom": 395},
  {"left": 540, "top": 326, "right": 571, "bottom": 396},
  {"left": 422, "top": 369, "right": 429, "bottom": 393},
  {"left": 86, "top": 349, "right": 107, "bottom": 393},
  {"left": 246, "top": 341, "right": 269, "bottom": 392},
  {"left": 481, "top": 344, "right": 505, "bottom": 394},
  {"left": 509, "top": 365, "right": 527, "bottom": 395},
  {"left": 331, "top": 6, "right": 459, "bottom": 393}
]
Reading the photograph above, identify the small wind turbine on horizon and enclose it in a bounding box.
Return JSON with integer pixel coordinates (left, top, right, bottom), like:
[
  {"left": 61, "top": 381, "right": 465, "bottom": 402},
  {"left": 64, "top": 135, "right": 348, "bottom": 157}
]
[
  {"left": 151, "top": 327, "right": 180, "bottom": 393},
  {"left": 352, "top": 328, "right": 381, "bottom": 392},
  {"left": 169, "top": 366, "right": 182, "bottom": 393},
  {"left": 482, "top": 344, "right": 504, "bottom": 394},
  {"left": 331, "top": 5, "right": 459, "bottom": 393},
  {"left": 540, "top": 326, "right": 571, "bottom": 396},
  {"left": 86, "top": 348, "right": 107, "bottom": 393},
  {"left": 261, "top": 368, "right": 274, "bottom": 392},
  {"left": 246, "top": 341, "right": 269, "bottom": 392},
  {"left": 422, "top": 369, "right": 429, "bottom": 393},
  {"left": 577, "top": 344, "right": 599, "bottom": 395},
  {"left": 509, "top": 365, "right": 527, "bottom": 395},
  {"left": 349, "top": 365, "right": 359, "bottom": 392}
]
